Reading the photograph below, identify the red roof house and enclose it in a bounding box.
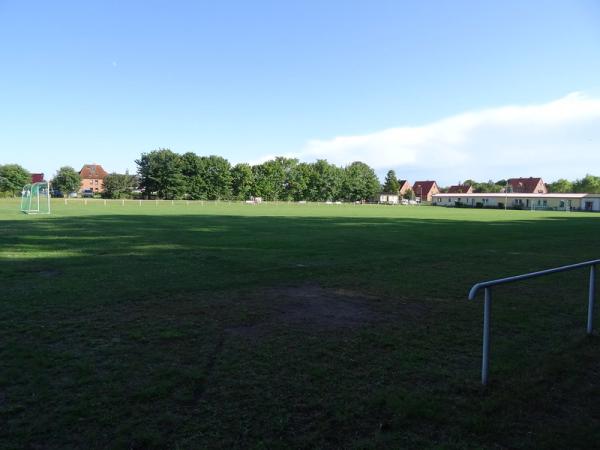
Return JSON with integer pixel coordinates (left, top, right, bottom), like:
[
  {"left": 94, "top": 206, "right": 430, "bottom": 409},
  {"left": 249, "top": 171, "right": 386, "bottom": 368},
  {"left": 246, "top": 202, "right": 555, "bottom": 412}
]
[
  {"left": 79, "top": 164, "right": 109, "bottom": 193},
  {"left": 412, "top": 181, "right": 440, "bottom": 202},
  {"left": 507, "top": 177, "right": 547, "bottom": 194},
  {"left": 398, "top": 179, "right": 411, "bottom": 195},
  {"left": 31, "top": 173, "right": 44, "bottom": 183}
]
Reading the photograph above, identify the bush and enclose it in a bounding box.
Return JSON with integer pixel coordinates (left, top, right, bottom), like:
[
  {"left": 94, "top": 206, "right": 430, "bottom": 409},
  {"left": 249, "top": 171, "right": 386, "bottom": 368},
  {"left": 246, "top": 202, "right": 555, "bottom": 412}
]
[
  {"left": 475, "top": 202, "right": 483, "bottom": 208},
  {"left": 497, "top": 202, "right": 504, "bottom": 209}
]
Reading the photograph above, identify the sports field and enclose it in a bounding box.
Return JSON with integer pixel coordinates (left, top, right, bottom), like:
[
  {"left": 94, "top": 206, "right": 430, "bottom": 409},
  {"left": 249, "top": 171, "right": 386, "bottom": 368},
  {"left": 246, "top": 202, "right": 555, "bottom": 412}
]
[{"left": 1, "top": 199, "right": 599, "bottom": 449}]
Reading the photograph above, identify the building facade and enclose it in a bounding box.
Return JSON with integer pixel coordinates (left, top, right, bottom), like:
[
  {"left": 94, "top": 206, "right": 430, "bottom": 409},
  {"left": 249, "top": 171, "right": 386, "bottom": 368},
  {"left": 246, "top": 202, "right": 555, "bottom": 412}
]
[
  {"left": 432, "top": 193, "right": 600, "bottom": 211},
  {"left": 412, "top": 181, "right": 440, "bottom": 202},
  {"left": 79, "top": 164, "right": 108, "bottom": 193}
]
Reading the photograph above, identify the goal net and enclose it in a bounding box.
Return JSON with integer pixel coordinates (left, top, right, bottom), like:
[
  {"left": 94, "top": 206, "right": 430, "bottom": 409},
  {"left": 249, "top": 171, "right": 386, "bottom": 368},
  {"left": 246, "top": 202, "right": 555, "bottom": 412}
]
[{"left": 21, "top": 182, "right": 51, "bottom": 214}]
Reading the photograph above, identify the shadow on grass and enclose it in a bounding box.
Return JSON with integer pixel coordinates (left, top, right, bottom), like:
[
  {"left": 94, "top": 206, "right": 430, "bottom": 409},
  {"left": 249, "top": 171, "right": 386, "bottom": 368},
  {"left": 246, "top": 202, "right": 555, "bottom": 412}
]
[{"left": 0, "top": 213, "right": 599, "bottom": 448}]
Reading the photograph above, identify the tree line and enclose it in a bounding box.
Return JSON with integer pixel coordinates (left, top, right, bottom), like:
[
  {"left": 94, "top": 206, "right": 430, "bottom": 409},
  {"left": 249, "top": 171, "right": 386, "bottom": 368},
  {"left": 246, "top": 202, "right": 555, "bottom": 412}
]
[
  {"left": 2, "top": 159, "right": 600, "bottom": 199},
  {"left": 134, "top": 149, "right": 381, "bottom": 201}
]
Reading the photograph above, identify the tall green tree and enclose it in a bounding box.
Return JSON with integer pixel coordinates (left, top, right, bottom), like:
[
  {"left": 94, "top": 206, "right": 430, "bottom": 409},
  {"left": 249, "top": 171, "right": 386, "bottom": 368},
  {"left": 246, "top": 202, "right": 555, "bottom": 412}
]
[
  {"left": 382, "top": 170, "right": 400, "bottom": 194},
  {"left": 288, "top": 162, "right": 312, "bottom": 201},
  {"left": 573, "top": 174, "right": 600, "bottom": 193},
  {"left": 547, "top": 178, "right": 574, "bottom": 193},
  {"left": 102, "top": 173, "right": 137, "bottom": 199},
  {"left": 231, "top": 163, "right": 254, "bottom": 200},
  {"left": 308, "top": 159, "right": 343, "bottom": 201},
  {"left": 136, "top": 149, "right": 186, "bottom": 199},
  {"left": 341, "top": 161, "right": 380, "bottom": 202},
  {"left": 181, "top": 152, "right": 207, "bottom": 199},
  {"left": 52, "top": 166, "right": 80, "bottom": 196},
  {"left": 252, "top": 157, "right": 298, "bottom": 200},
  {"left": 0, "top": 164, "right": 31, "bottom": 196},
  {"left": 202, "top": 155, "right": 233, "bottom": 200}
]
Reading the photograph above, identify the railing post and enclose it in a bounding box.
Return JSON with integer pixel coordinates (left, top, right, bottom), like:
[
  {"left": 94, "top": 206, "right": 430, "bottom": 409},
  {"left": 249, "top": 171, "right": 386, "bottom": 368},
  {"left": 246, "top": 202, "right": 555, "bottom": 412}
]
[
  {"left": 482, "top": 287, "right": 492, "bottom": 385},
  {"left": 588, "top": 265, "right": 596, "bottom": 335}
]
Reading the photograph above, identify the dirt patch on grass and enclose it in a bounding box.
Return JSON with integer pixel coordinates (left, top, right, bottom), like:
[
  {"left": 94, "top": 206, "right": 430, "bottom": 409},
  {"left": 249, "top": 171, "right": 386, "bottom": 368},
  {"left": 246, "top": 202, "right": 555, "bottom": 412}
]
[
  {"left": 37, "top": 269, "right": 62, "bottom": 278},
  {"left": 225, "top": 283, "right": 426, "bottom": 337},
  {"left": 266, "top": 284, "right": 381, "bottom": 328}
]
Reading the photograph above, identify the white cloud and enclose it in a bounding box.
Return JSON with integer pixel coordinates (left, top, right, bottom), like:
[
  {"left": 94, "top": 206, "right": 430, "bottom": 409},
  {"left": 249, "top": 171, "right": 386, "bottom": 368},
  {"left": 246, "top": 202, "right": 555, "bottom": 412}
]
[{"left": 282, "top": 92, "right": 600, "bottom": 183}]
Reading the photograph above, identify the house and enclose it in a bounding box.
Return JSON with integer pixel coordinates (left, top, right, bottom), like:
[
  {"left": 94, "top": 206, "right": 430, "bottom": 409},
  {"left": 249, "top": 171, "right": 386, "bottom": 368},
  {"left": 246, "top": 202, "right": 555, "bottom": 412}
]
[
  {"left": 432, "top": 192, "right": 600, "bottom": 211},
  {"left": 31, "top": 173, "right": 44, "bottom": 183},
  {"left": 398, "top": 180, "right": 411, "bottom": 195},
  {"left": 79, "top": 164, "right": 108, "bottom": 193},
  {"left": 506, "top": 177, "right": 547, "bottom": 194},
  {"left": 412, "top": 181, "right": 440, "bottom": 202},
  {"left": 379, "top": 194, "right": 400, "bottom": 204},
  {"left": 447, "top": 184, "right": 473, "bottom": 194}
]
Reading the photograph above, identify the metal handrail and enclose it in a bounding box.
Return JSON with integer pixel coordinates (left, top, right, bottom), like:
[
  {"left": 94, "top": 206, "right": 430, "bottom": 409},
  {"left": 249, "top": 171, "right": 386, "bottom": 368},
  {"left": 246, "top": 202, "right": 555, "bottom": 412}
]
[{"left": 468, "top": 259, "right": 599, "bottom": 385}]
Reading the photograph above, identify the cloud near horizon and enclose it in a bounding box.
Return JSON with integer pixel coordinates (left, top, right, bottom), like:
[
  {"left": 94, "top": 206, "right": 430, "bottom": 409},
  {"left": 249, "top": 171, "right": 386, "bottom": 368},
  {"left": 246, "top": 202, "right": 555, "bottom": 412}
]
[{"left": 261, "top": 92, "right": 600, "bottom": 184}]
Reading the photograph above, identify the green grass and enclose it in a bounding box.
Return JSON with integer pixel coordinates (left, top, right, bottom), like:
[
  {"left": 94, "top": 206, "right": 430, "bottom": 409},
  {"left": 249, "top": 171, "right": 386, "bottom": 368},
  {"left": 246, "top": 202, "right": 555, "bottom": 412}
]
[{"left": 1, "top": 198, "right": 599, "bottom": 449}]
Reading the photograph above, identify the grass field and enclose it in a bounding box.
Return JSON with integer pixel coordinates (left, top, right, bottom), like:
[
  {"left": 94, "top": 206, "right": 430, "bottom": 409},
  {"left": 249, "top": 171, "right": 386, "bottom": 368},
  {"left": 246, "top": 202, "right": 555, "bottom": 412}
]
[{"left": 1, "top": 198, "right": 599, "bottom": 449}]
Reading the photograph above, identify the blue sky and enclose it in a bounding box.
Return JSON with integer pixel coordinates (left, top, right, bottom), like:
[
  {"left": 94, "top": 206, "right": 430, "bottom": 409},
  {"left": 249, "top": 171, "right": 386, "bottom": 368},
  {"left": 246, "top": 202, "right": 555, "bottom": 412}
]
[{"left": 1, "top": 0, "right": 599, "bottom": 184}]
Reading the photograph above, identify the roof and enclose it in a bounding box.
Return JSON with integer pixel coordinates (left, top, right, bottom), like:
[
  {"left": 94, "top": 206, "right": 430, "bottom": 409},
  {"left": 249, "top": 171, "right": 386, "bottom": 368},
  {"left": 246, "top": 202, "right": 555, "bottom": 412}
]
[
  {"left": 412, "top": 180, "right": 437, "bottom": 194},
  {"left": 398, "top": 179, "right": 409, "bottom": 186},
  {"left": 447, "top": 184, "right": 472, "bottom": 194},
  {"left": 79, "top": 164, "right": 108, "bottom": 179},
  {"left": 507, "top": 177, "right": 544, "bottom": 193},
  {"left": 433, "top": 193, "right": 589, "bottom": 199},
  {"left": 31, "top": 173, "right": 44, "bottom": 183}
]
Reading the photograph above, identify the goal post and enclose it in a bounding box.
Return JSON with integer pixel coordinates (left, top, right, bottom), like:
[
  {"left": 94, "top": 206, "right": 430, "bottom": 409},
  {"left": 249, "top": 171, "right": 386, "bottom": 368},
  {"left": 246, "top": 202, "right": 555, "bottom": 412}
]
[{"left": 20, "top": 181, "right": 51, "bottom": 214}]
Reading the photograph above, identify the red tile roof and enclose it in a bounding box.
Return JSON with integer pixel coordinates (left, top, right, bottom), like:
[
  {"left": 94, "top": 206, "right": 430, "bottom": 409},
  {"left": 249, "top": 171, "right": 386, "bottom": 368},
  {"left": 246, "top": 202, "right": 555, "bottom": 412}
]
[
  {"left": 79, "top": 164, "right": 108, "bottom": 179},
  {"left": 507, "top": 177, "right": 546, "bottom": 193},
  {"left": 412, "top": 180, "right": 438, "bottom": 196},
  {"left": 31, "top": 173, "right": 44, "bottom": 183},
  {"left": 448, "top": 184, "right": 473, "bottom": 194}
]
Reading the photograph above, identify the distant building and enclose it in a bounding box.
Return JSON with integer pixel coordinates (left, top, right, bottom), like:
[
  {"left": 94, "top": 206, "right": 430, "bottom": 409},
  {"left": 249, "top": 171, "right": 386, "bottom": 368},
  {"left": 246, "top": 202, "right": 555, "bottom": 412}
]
[
  {"left": 433, "top": 192, "right": 600, "bottom": 211},
  {"left": 31, "top": 173, "right": 44, "bottom": 183},
  {"left": 398, "top": 180, "right": 411, "bottom": 195},
  {"left": 379, "top": 194, "right": 400, "bottom": 204},
  {"left": 506, "top": 177, "right": 547, "bottom": 194},
  {"left": 79, "top": 164, "right": 108, "bottom": 193},
  {"left": 412, "top": 181, "right": 440, "bottom": 202},
  {"left": 447, "top": 184, "right": 473, "bottom": 194}
]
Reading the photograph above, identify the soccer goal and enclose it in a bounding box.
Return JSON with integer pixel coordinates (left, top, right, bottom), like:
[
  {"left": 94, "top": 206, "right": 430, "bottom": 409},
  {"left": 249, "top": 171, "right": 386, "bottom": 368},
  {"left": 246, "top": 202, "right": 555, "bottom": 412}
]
[{"left": 21, "top": 181, "right": 51, "bottom": 214}]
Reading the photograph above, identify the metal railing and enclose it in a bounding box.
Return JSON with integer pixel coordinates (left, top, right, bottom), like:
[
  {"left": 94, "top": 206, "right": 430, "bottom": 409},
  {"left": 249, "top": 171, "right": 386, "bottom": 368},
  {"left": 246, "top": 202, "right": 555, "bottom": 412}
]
[{"left": 468, "top": 259, "right": 599, "bottom": 385}]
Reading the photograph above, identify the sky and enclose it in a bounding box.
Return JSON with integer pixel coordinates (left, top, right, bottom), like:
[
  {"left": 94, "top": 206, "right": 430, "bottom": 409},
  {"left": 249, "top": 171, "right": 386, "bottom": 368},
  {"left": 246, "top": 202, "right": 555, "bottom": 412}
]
[{"left": 1, "top": 0, "right": 599, "bottom": 185}]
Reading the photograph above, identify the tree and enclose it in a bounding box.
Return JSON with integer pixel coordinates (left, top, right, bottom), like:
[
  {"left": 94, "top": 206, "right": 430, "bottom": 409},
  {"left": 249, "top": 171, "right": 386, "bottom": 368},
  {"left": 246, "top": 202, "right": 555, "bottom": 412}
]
[
  {"left": 52, "top": 166, "right": 81, "bottom": 196},
  {"left": 181, "top": 152, "right": 207, "bottom": 199},
  {"left": 136, "top": 149, "right": 186, "bottom": 199},
  {"left": 382, "top": 170, "right": 400, "bottom": 194},
  {"left": 103, "top": 173, "right": 137, "bottom": 199},
  {"left": 0, "top": 164, "right": 31, "bottom": 196},
  {"left": 341, "top": 161, "right": 380, "bottom": 202},
  {"left": 573, "top": 174, "right": 600, "bottom": 193},
  {"left": 403, "top": 188, "right": 414, "bottom": 200},
  {"left": 231, "top": 163, "right": 254, "bottom": 200},
  {"left": 472, "top": 180, "right": 502, "bottom": 193},
  {"left": 202, "top": 155, "right": 233, "bottom": 200},
  {"left": 252, "top": 157, "right": 297, "bottom": 201},
  {"left": 547, "top": 178, "right": 574, "bottom": 193},
  {"left": 307, "top": 159, "right": 343, "bottom": 201},
  {"left": 288, "top": 162, "right": 312, "bottom": 201}
]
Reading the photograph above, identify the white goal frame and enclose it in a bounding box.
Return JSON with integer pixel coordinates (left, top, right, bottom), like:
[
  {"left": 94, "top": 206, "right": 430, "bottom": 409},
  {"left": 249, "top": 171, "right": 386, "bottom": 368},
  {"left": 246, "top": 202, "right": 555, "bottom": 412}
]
[{"left": 21, "top": 181, "right": 51, "bottom": 214}]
